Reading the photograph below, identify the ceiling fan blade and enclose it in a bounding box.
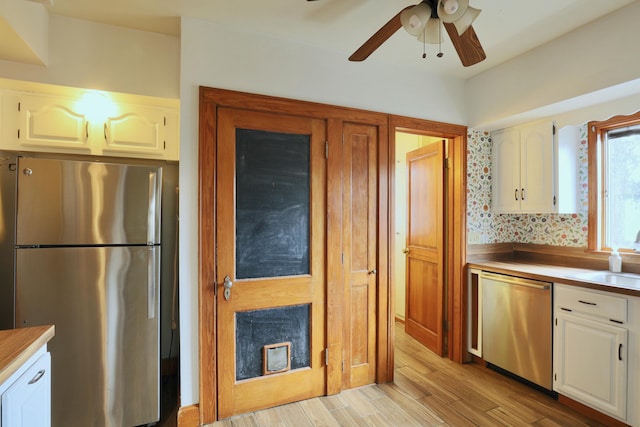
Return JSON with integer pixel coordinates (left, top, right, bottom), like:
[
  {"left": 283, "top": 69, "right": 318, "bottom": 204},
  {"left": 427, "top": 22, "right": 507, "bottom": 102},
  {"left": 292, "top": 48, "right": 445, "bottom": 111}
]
[
  {"left": 443, "top": 22, "right": 486, "bottom": 67},
  {"left": 349, "top": 6, "right": 412, "bottom": 62}
]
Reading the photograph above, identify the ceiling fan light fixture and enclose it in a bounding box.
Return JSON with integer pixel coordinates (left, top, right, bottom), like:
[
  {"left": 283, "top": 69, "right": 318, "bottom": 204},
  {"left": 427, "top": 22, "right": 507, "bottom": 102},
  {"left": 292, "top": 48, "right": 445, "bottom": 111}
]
[
  {"left": 452, "top": 6, "right": 480, "bottom": 35},
  {"left": 442, "top": 0, "right": 458, "bottom": 15},
  {"left": 437, "top": 0, "right": 469, "bottom": 23},
  {"left": 417, "top": 18, "right": 441, "bottom": 44},
  {"left": 400, "top": 3, "right": 432, "bottom": 37}
]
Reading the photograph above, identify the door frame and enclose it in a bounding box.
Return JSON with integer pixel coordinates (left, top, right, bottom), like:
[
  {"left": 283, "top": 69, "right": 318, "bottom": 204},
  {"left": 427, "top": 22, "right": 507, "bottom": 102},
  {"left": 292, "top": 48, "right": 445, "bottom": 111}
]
[
  {"left": 389, "top": 115, "right": 468, "bottom": 363},
  {"left": 198, "top": 87, "right": 390, "bottom": 424}
]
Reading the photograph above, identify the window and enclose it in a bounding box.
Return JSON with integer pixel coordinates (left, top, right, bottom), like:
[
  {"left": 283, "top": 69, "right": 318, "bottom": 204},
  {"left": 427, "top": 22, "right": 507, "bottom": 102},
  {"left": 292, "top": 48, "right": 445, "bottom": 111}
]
[{"left": 588, "top": 111, "right": 640, "bottom": 253}]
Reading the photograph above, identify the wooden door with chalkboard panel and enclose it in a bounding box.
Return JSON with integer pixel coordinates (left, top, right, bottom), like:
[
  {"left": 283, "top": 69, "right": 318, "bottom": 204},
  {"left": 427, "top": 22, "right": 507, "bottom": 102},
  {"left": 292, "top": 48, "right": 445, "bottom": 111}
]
[
  {"left": 342, "top": 122, "right": 378, "bottom": 389},
  {"left": 216, "top": 107, "right": 326, "bottom": 418}
]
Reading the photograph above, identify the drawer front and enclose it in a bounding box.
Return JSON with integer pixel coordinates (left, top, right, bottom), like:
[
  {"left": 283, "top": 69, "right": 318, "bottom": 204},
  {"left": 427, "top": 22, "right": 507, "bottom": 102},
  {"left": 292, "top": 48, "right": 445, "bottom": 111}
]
[{"left": 555, "top": 284, "right": 627, "bottom": 323}]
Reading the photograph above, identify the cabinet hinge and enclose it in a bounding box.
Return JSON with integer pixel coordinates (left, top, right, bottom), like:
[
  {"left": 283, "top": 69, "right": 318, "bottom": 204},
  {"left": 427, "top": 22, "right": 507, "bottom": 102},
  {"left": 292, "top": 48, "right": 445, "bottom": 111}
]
[
  {"left": 325, "top": 348, "right": 329, "bottom": 366},
  {"left": 553, "top": 124, "right": 556, "bottom": 135},
  {"left": 445, "top": 158, "right": 451, "bottom": 169},
  {"left": 325, "top": 141, "right": 329, "bottom": 159},
  {"left": 341, "top": 253, "right": 344, "bottom": 264},
  {"left": 164, "top": 116, "right": 167, "bottom": 126},
  {"left": 17, "top": 129, "right": 20, "bottom": 139},
  {"left": 553, "top": 195, "right": 557, "bottom": 206},
  {"left": 342, "top": 358, "right": 345, "bottom": 372},
  {"left": 17, "top": 102, "right": 20, "bottom": 112},
  {"left": 164, "top": 141, "right": 166, "bottom": 150},
  {"left": 443, "top": 320, "right": 449, "bottom": 332}
]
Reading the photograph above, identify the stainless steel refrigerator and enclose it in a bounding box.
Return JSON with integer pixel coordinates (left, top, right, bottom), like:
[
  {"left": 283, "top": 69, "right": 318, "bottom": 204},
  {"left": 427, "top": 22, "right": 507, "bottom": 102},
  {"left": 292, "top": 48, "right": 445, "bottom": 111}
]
[{"left": 0, "top": 155, "right": 162, "bottom": 427}]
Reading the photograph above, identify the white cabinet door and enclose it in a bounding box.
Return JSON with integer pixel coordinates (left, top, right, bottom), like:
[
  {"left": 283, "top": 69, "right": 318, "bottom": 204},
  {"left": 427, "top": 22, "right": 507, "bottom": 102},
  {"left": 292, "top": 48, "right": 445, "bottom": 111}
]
[
  {"left": 14, "top": 94, "right": 91, "bottom": 154},
  {"left": 103, "top": 104, "right": 175, "bottom": 159},
  {"left": 554, "top": 311, "right": 627, "bottom": 421},
  {"left": 520, "top": 121, "right": 555, "bottom": 212},
  {"left": 491, "top": 127, "right": 520, "bottom": 213},
  {"left": 1, "top": 352, "right": 51, "bottom": 427}
]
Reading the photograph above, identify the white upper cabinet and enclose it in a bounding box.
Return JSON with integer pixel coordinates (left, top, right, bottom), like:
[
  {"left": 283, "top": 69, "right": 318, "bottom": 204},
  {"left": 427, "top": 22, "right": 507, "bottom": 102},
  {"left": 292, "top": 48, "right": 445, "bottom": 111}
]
[
  {"left": 492, "top": 119, "right": 577, "bottom": 214},
  {"left": 491, "top": 126, "right": 522, "bottom": 213},
  {"left": 12, "top": 93, "right": 91, "bottom": 153},
  {"left": 103, "top": 105, "right": 178, "bottom": 159},
  {"left": 0, "top": 89, "right": 179, "bottom": 161}
]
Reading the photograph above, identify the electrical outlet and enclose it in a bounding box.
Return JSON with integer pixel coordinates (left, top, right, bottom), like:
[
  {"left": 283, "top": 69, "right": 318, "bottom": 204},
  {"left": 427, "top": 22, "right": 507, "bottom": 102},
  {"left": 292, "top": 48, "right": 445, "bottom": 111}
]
[{"left": 468, "top": 231, "right": 482, "bottom": 244}]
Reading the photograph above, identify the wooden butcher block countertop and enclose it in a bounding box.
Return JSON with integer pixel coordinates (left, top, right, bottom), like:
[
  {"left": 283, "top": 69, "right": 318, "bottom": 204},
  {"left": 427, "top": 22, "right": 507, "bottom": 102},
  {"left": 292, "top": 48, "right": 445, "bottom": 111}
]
[{"left": 0, "top": 325, "right": 55, "bottom": 385}]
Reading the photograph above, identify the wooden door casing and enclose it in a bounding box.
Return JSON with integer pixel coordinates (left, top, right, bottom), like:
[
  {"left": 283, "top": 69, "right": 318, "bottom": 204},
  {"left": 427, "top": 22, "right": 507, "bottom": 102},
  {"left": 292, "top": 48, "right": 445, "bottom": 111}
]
[
  {"left": 342, "top": 122, "right": 378, "bottom": 389},
  {"left": 404, "top": 141, "right": 445, "bottom": 356}
]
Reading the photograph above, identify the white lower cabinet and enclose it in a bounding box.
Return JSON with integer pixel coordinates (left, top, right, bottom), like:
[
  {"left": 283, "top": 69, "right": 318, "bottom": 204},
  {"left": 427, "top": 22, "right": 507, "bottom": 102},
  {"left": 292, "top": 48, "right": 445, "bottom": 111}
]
[
  {"left": 553, "top": 284, "right": 629, "bottom": 422},
  {"left": 554, "top": 311, "right": 627, "bottom": 420},
  {"left": 0, "top": 350, "right": 51, "bottom": 427}
]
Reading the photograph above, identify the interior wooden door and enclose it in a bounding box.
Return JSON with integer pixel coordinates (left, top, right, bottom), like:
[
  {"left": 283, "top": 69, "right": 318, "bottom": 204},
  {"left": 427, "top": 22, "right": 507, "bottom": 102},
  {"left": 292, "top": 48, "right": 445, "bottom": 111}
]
[
  {"left": 404, "top": 140, "right": 445, "bottom": 356},
  {"left": 342, "top": 122, "right": 378, "bottom": 389},
  {"left": 216, "top": 107, "right": 327, "bottom": 418}
]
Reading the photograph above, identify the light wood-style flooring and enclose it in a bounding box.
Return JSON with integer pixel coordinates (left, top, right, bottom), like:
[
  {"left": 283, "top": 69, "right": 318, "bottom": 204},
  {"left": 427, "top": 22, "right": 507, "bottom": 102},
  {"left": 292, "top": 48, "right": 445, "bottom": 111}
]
[{"left": 200, "top": 322, "right": 606, "bottom": 427}]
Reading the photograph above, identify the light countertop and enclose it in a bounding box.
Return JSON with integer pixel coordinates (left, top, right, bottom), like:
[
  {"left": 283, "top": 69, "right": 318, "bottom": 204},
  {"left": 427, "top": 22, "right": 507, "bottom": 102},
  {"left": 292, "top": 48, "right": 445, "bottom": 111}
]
[
  {"left": 467, "top": 260, "right": 640, "bottom": 297},
  {"left": 0, "top": 325, "right": 55, "bottom": 385}
]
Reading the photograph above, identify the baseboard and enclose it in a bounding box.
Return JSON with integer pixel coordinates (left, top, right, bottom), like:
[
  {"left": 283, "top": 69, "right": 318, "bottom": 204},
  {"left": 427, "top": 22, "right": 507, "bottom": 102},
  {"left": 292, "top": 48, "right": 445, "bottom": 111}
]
[
  {"left": 557, "top": 394, "right": 630, "bottom": 427},
  {"left": 177, "top": 404, "right": 200, "bottom": 427},
  {"left": 394, "top": 316, "right": 405, "bottom": 324}
]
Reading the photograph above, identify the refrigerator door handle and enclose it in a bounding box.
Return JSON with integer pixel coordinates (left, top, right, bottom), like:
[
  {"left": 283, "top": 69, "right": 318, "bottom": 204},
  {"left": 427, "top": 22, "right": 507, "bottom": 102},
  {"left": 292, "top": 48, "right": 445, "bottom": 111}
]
[
  {"left": 148, "top": 246, "right": 160, "bottom": 319},
  {"left": 147, "top": 172, "right": 158, "bottom": 245}
]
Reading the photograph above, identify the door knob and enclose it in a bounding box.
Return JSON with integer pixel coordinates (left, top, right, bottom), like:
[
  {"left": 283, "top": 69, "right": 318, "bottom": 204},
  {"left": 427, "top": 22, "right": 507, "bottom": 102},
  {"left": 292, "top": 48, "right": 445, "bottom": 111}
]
[
  {"left": 369, "top": 269, "right": 377, "bottom": 275},
  {"left": 402, "top": 248, "right": 409, "bottom": 254},
  {"left": 223, "top": 275, "right": 233, "bottom": 301}
]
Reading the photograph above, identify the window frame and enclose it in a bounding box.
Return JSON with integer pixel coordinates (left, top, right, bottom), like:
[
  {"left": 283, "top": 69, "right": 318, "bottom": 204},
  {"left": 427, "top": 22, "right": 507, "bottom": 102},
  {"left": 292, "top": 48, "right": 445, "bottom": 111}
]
[{"left": 587, "top": 110, "right": 640, "bottom": 253}]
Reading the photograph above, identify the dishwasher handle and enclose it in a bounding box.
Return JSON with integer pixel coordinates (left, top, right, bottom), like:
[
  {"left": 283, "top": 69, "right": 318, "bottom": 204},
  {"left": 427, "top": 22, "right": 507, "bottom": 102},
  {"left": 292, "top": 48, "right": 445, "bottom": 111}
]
[{"left": 480, "top": 272, "right": 551, "bottom": 290}]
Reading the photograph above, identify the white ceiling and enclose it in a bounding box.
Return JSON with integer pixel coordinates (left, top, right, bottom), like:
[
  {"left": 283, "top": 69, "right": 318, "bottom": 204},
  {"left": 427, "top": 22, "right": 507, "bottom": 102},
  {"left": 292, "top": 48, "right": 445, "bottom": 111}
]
[{"left": 39, "top": 0, "right": 637, "bottom": 79}]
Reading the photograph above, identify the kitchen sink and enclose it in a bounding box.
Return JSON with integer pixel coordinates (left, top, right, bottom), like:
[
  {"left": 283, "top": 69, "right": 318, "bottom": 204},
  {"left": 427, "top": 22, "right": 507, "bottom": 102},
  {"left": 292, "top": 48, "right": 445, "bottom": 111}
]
[{"left": 571, "top": 271, "right": 640, "bottom": 288}]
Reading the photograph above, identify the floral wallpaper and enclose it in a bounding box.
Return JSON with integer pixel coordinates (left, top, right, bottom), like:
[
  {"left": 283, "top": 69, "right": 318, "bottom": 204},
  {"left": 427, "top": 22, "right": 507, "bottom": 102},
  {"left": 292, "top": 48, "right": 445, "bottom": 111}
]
[{"left": 466, "top": 126, "right": 589, "bottom": 247}]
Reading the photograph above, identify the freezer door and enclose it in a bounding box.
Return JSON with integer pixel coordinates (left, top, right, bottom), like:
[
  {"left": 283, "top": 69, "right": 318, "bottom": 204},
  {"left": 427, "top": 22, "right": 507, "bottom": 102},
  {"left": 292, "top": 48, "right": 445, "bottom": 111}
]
[
  {"left": 16, "top": 246, "right": 160, "bottom": 427},
  {"left": 16, "top": 157, "right": 162, "bottom": 246}
]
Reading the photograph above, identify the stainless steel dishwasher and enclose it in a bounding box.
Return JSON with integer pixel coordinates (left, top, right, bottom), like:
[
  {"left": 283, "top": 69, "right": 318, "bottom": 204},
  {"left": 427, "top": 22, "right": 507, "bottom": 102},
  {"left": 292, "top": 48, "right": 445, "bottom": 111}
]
[{"left": 481, "top": 271, "right": 553, "bottom": 390}]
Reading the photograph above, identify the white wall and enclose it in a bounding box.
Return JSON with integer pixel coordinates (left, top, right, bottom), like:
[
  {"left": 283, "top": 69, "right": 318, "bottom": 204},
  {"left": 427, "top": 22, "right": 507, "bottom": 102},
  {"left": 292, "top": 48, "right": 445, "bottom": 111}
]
[
  {"left": 0, "top": 14, "right": 179, "bottom": 98},
  {"left": 466, "top": 1, "right": 640, "bottom": 129},
  {"left": 178, "top": 16, "right": 469, "bottom": 406},
  {"left": 0, "top": 0, "right": 49, "bottom": 64}
]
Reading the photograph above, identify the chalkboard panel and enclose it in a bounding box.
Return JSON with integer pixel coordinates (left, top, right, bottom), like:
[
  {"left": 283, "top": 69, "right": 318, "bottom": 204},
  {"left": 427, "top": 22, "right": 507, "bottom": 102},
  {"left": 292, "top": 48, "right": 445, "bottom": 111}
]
[
  {"left": 235, "top": 128, "right": 310, "bottom": 279},
  {"left": 235, "top": 304, "right": 310, "bottom": 381}
]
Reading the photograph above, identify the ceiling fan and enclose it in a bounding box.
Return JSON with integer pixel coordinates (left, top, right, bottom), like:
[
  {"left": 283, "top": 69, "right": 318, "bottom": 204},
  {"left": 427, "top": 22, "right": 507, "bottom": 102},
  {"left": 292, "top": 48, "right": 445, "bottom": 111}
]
[{"left": 309, "top": 0, "right": 486, "bottom": 67}]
